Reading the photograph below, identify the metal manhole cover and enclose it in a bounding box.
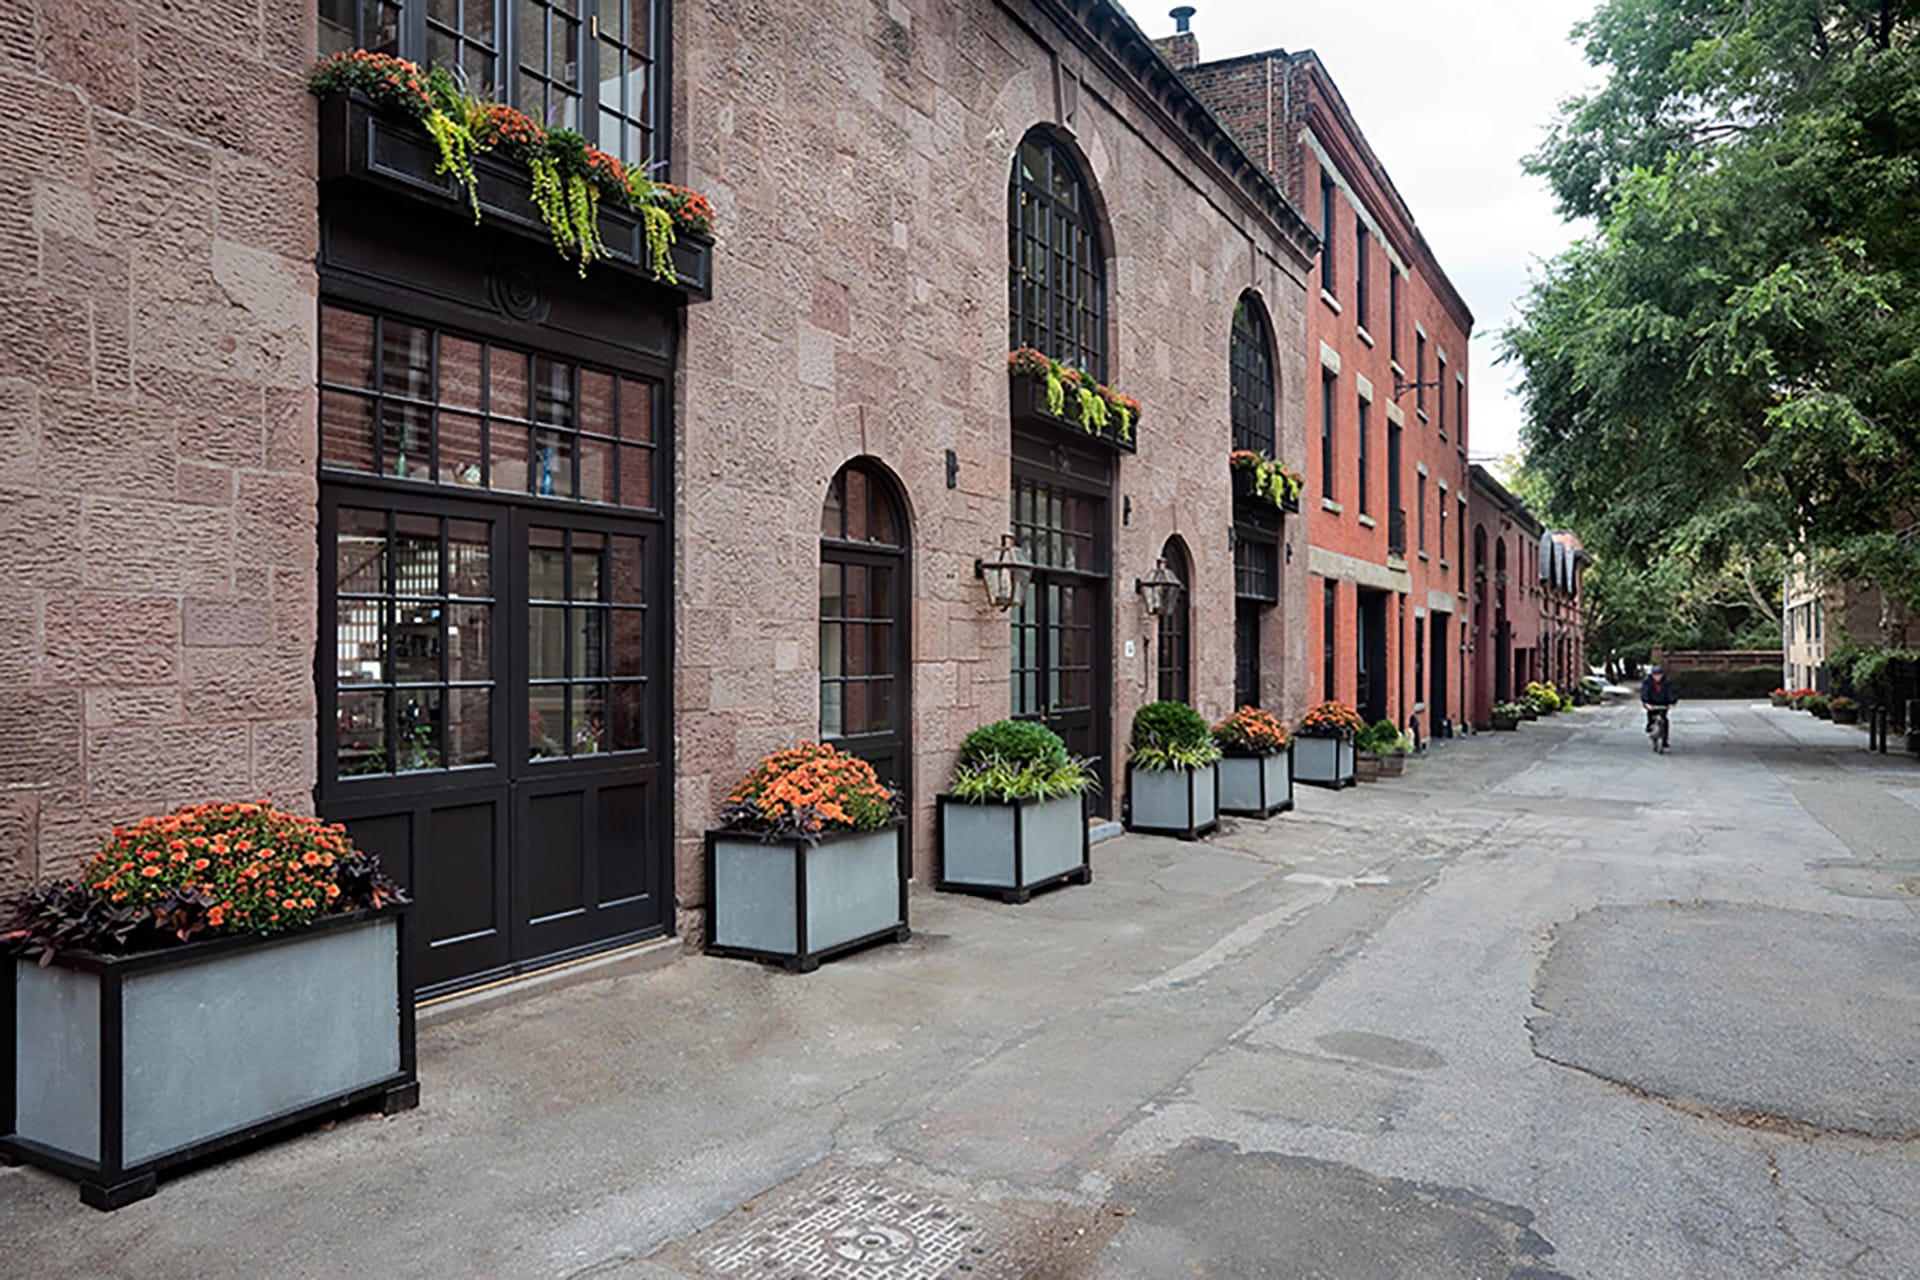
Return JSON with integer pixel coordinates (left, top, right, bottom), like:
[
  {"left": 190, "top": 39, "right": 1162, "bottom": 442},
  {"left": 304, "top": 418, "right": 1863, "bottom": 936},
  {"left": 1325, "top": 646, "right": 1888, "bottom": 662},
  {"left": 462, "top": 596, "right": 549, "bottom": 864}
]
[{"left": 688, "top": 1168, "right": 1016, "bottom": 1279}]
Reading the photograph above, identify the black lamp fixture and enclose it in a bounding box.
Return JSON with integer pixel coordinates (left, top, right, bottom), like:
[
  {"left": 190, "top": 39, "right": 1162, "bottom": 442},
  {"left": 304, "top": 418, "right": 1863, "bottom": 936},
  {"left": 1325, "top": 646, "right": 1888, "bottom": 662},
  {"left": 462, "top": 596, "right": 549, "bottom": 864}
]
[
  {"left": 975, "top": 533, "right": 1033, "bottom": 610},
  {"left": 1136, "top": 557, "right": 1183, "bottom": 617}
]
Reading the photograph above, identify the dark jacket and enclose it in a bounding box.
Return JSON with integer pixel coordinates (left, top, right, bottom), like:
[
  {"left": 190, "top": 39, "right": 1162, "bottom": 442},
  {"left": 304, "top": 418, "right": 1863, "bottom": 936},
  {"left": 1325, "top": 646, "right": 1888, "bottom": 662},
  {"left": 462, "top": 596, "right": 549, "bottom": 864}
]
[{"left": 1641, "top": 674, "right": 1678, "bottom": 706}]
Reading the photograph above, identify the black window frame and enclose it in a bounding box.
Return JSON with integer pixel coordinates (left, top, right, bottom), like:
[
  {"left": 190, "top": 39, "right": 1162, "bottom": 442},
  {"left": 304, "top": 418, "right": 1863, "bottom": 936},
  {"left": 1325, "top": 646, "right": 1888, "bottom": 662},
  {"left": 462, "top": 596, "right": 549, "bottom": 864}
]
[
  {"left": 1389, "top": 270, "right": 1401, "bottom": 364},
  {"left": 1319, "top": 172, "right": 1336, "bottom": 294},
  {"left": 1436, "top": 352, "right": 1447, "bottom": 434},
  {"left": 1355, "top": 219, "right": 1370, "bottom": 330},
  {"left": 1230, "top": 295, "right": 1276, "bottom": 457},
  {"left": 1416, "top": 331, "right": 1428, "bottom": 414},
  {"left": 1010, "top": 131, "right": 1107, "bottom": 380},
  {"left": 1417, "top": 472, "right": 1428, "bottom": 551},
  {"left": 1356, "top": 395, "right": 1370, "bottom": 516},
  {"left": 324, "top": 0, "right": 670, "bottom": 171},
  {"left": 1322, "top": 578, "right": 1337, "bottom": 700},
  {"left": 1320, "top": 368, "right": 1336, "bottom": 501}
]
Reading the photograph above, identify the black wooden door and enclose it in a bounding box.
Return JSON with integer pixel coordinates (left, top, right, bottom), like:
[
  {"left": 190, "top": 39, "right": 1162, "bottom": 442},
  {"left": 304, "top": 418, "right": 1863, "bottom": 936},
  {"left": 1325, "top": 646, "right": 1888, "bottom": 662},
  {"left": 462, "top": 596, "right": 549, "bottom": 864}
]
[{"left": 1011, "top": 473, "right": 1111, "bottom": 813}]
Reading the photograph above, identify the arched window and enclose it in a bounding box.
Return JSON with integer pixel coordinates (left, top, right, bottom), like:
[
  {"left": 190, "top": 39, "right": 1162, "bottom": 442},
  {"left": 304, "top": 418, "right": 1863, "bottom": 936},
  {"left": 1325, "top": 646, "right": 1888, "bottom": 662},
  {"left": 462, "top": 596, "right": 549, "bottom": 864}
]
[
  {"left": 1230, "top": 295, "right": 1275, "bottom": 456},
  {"left": 1010, "top": 132, "right": 1106, "bottom": 380},
  {"left": 1156, "top": 538, "right": 1192, "bottom": 705},
  {"left": 820, "top": 461, "right": 911, "bottom": 792}
]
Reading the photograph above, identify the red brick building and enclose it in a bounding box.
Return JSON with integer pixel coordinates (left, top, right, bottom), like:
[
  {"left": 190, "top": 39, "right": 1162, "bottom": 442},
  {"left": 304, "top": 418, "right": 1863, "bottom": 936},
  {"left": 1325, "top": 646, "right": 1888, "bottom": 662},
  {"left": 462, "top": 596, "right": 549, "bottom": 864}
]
[
  {"left": 1, "top": 0, "right": 1322, "bottom": 994},
  {"left": 1466, "top": 465, "right": 1588, "bottom": 722},
  {"left": 1169, "top": 31, "right": 1477, "bottom": 740}
]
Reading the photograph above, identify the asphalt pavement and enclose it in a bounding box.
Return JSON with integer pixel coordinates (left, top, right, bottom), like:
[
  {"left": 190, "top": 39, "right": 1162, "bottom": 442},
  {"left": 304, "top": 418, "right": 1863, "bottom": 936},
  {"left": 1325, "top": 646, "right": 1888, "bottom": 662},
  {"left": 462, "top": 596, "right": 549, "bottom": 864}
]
[{"left": 4, "top": 698, "right": 1918, "bottom": 1278}]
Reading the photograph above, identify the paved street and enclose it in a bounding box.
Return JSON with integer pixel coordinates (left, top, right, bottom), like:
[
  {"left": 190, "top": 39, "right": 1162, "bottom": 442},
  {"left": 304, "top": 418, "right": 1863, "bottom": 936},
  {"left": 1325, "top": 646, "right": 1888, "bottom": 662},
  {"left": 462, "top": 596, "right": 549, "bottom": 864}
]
[{"left": 6, "top": 699, "right": 1920, "bottom": 1278}]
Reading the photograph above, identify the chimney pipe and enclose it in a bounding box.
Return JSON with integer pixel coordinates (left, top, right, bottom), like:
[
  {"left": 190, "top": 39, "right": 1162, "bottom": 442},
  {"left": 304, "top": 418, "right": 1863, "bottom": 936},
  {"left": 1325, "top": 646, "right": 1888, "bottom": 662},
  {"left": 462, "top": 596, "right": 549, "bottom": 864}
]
[{"left": 1170, "top": 6, "right": 1195, "bottom": 34}]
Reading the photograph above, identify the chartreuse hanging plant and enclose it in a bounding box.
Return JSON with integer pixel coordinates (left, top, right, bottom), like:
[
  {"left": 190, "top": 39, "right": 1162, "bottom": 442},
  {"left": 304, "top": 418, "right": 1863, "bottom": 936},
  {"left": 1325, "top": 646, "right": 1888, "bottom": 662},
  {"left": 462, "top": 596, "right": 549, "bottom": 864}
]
[
  {"left": 309, "top": 49, "right": 717, "bottom": 280},
  {"left": 1006, "top": 348, "right": 1141, "bottom": 444}
]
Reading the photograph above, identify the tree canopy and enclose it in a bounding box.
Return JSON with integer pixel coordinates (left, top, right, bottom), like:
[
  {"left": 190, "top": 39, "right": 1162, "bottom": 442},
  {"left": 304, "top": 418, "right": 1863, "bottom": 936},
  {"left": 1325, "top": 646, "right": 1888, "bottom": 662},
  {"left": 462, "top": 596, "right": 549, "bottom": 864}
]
[{"left": 1507, "top": 0, "right": 1920, "bottom": 651}]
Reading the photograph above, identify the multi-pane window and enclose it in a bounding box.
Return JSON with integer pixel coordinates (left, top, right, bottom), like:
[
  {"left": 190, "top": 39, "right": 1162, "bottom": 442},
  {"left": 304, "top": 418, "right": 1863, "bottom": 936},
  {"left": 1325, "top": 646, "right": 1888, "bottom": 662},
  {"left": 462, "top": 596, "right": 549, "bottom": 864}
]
[
  {"left": 1012, "top": 134, "right": 1106, "bottom": 379},
  {"left": 1389, "top": 270, "right": 1401, "bottom": 363},
  {"left": 320, "top": 305, "right": 658, "bottom": 509},
  {"left": 1417, "top": 473, "right": 1428, "bottom": 551},
  {"left": 1415, "top": 615, "right": 1426, "bottom": 706},
  {"left": 1230, "top": 296, "right": 1275, "bottom": 456},
  {"left": 1357, "top": 397, "right": 1370, "bottom": 515},
  {"left": 426, "top": 0, "right": 497, "bottom": 88},
  {"left": 1439, "top": 488, "right": 1448, "bottom": 564},
  {"left": 1436, "top": 353, "right": 1447, "bottom": 434},
  {"left": 527, "top": 526, "right": 650, "bottom": 758},
  {"left": 1322, "top": 579, "right": 1337, "bottom": 699},
  {"left": 1456, "top": 378, "right": 1466, "bottom": 448},
  {"left": 1010, "top": 479, "right": 1101, "bottom": 718},
  {"left": 1156, "top": 540, "right": 1191, "bottom": 705},
  {"left": 321, "top": 0, "right": 403, "bottom": 54},
  {"left": 323, "top": 1, "right": 663, "bottom": 169},
  {"left": 820, "top": 466, "right": 906, "bottom": 741},
  {"left": 1319, "top": 172, "right": 1336, "bottom": 294},
  {"left": 1320, "top": 369, "right": 1336, "bottom": 499},
  {"left": 1416, "top": 332, "right": 1428, "bottom": 414},
  {"left": 1355, "top": 220, "right": 1370, "bottom": 330},
  {"left": 335, "top": 509, "right": 495, "bottom": 777},
  {"left": 1234, "top": 532, "right": 1278, "bottom": 602}
]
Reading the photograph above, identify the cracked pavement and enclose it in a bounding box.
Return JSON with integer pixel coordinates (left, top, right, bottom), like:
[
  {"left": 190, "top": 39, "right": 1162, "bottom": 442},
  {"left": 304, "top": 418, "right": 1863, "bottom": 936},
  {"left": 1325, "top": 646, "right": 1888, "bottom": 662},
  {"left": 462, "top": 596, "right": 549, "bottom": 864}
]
[{"left": 4, "top": 698, "right": 1919, "bottom": 1277}]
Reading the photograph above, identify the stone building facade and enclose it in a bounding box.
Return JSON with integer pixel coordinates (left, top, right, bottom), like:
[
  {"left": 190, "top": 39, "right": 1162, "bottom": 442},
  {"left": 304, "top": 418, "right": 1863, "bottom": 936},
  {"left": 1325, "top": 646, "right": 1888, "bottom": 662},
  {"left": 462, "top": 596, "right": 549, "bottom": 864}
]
[
  {"left": 1465, "top": 465, "right": 1587, "bottom": 723},
  {"left": 0, "top": 0, "right": 1320, "bottom": 993},
  {"left": 1168, "top": 32, "right": 1477, "bottom": 741}
]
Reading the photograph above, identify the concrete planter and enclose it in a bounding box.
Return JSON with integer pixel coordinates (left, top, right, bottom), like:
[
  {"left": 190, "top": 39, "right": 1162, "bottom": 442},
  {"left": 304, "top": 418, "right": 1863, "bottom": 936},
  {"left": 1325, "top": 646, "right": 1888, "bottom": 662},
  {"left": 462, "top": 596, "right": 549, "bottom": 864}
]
[
  {"left": 705, "top": 824, "right": 908, "bottom": 972},
  {"left": 1217, "top": 746, "right": 1294, "bottom": 818},
  {"left": 936, "top": 793, "right": 1091, "bottom": 903},
  {"left": 1125, "top": 763, "right": 1219, "bottom": 840},
  {"left": 1490, "top": 715, "right": 1520, "bottom": 731},
  {"left": 4, "top": 909, "right": 416, "bottom": 1210},
  {"left": 1294, "top": 734, "right": 1356, "bottom": 788}
]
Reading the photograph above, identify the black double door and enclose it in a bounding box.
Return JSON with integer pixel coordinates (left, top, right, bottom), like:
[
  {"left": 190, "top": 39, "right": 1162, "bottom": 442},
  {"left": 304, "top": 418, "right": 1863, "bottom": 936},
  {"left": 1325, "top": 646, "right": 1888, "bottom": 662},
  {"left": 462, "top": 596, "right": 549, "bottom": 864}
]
[
  {"left": 1356, "top": 590, "right": 1389, "bottom": 725},
  {"left": 320, "top": 487, "right": 670, "bottom": 996}
]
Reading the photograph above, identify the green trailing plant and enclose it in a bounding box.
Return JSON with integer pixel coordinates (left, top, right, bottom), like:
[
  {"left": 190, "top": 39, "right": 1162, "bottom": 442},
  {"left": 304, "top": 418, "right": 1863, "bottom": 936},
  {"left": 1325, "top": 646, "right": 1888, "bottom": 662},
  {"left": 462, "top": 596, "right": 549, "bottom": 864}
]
[
  {"left": 949, "top": 720, "right": 1096, "bottom": 803},
  {"left": 1006, "top": 348, "right": 1140, "bottom": 444},
  {"left": 310, "top": 50, "right": 716, "bottom": 280},
  {"left": 1229, "top": 449, "right": 1305, "bottom": 509},
  {"left": 1130, "top": 701, "right": 1221, "bottom": 772}
]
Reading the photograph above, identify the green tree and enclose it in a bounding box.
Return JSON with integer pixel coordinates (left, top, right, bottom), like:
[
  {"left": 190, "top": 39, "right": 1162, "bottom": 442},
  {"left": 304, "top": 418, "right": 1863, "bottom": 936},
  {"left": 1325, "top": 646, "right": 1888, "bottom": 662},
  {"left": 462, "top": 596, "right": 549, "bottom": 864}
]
[{"left": 1508, "top": 0, "right": 1920, "bottom": 631}]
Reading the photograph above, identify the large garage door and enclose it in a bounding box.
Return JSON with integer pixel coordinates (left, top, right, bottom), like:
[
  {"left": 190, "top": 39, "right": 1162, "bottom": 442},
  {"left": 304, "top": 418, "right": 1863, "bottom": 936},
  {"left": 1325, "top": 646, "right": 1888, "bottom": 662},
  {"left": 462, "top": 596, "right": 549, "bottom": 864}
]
[{"left": 316, "top": 305, "right": 670, "bottom": 996}]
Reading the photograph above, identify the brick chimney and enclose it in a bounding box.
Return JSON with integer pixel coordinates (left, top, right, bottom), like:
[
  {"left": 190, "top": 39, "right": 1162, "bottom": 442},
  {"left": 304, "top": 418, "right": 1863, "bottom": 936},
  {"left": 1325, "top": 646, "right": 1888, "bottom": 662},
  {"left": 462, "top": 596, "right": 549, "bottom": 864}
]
[{"left": 1153, "top": 5, "right": 1199, "bottom": 70}]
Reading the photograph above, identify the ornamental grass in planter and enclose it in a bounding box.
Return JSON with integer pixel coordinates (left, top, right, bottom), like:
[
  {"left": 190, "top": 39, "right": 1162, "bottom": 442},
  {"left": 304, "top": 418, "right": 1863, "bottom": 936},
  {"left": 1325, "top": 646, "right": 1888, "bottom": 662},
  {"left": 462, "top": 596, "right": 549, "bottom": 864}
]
[
  {"left": 705, "top": 743, "right": 906, "bottom": 972},
  {"left": 1294, "top": 701, "right": 1363, "bottom": 788},
  {"left": 3, "top": 802, "right": 415, "bottom": 1210},
  {"left": 938, "top": 720, "right": 1096, "bottom": 903},
  {"left": 1125, "top": 702, "right": 1221, "bottom": 840},
  {"left": 1212, "top": 707, "right": 1294, "bottom": 817}
]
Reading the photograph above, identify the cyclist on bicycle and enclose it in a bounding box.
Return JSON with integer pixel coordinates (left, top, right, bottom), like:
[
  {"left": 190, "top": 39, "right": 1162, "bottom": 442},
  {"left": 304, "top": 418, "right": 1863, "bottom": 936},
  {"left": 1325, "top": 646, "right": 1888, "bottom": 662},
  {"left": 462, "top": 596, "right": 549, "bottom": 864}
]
[{"left": 1641, "top": 666, "right": 1679, "bottom": 744}]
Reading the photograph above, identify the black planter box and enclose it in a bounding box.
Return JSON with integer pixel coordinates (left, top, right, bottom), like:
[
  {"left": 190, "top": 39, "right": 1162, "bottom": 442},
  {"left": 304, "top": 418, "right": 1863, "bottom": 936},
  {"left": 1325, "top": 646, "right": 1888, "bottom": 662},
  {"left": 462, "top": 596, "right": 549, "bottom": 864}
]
[
  {"left": 1009, "top": 373, "right": 1138, "bottom": 453},
  {"left": 704, "top": 824, "right": 909, "bottom": 973},
  {"left": 1231, "top": 466, "right": 1301, "bottom": 514},
  {"left": 317, "top": 92, "right": 714, "bottom": 299},
  {"left": 936, "top": 792, "right": 1091, "bottom": 903},
  {"left": 4, "top": 907, "right": 417, "bottom": 1210}
]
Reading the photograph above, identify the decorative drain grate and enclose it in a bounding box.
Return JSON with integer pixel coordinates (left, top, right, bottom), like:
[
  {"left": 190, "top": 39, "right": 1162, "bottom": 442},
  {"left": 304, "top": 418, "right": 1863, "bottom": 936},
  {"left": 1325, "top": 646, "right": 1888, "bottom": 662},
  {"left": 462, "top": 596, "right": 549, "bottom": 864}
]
[{"left": 689, "top": 1169, "right": 1014, "bottom": 1279}]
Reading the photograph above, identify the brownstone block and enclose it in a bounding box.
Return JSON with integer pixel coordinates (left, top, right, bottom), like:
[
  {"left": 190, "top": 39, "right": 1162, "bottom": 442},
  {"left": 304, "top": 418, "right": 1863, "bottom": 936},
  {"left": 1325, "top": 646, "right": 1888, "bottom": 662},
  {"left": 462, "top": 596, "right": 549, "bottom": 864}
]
[
  {"left": 0, "top": 686, "right": 83, "bottom": 787},
  {"left": 143, "top": 0, "right": 261, "bottom": 52},
  {"left": 0, "top": 286, "right": 96, "bottom": 392},
  {"left": 179, "top": 647, "right": 311, "bottom": 722},
  {"left": 84, "top": 686, "right": 183, "bottom": 727},
  {"left": 42, "top": 392, "right": 177, "bottom": 495},
  {"left": 249, "top": 718, "right": 314, "bottom": 796},
  {"left": 0, "top": 67, "right": 87, "bottom": 177},
  {"left": 0, "top": 377, "right": 41, "bottom": 490},
  {"left": 43, "top": 594, "right": 180, "bottom": 684},
  {"left": 235, "top": 470, "right": 317, "bottom": 570},
  {"left": 1, "top": 492, "right": 84, "bottom": 591},
  {"left": 85, "top": 722, "right": 251, "bottom": 807},
  {"left": 183, "top": 594, "right": 271, "bottom": 648},
  {"left": 216, "top": 151, "right": 317, "bottom": 260},
  {"left": 80, "top": 495, "right": 233, "bottom": 595},
  {"left": 38, "top": 0, "right": 137, "bottom": 113},
  {"left": 263, "top": 384, "right": 315, "bottom": 472},
  {"left": 177, "top": 460, "right": 235, "bottom": 506},
  {"left": 0, "top": 791, "right": 37, "bottom": 896}
]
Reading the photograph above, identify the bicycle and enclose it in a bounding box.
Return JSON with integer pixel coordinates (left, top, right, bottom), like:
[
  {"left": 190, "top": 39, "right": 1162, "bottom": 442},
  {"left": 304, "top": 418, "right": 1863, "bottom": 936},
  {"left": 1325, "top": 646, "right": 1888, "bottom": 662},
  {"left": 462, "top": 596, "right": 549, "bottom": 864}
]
[{"left": 1645, "top": 706, "right": 1670, "bottom": 754}]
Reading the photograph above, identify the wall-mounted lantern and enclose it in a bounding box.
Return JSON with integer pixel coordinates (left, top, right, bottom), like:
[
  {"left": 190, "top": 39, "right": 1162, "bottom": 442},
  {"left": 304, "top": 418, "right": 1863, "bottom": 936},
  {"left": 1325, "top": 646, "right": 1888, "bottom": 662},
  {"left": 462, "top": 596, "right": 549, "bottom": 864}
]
[
  {"left": 974, "top": 533, "right": 1033, "bottom": 611},
  {"left": 1136, "top": 556, "right": 1183, "bottom": 617}
]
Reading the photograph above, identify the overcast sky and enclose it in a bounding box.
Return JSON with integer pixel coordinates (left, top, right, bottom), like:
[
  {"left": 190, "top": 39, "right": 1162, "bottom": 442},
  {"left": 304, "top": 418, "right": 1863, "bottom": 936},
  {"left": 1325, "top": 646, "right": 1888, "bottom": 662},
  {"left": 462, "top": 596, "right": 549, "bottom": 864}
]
[{"left": 1118, "top": 0, "right": 1602, "bottom": 476}]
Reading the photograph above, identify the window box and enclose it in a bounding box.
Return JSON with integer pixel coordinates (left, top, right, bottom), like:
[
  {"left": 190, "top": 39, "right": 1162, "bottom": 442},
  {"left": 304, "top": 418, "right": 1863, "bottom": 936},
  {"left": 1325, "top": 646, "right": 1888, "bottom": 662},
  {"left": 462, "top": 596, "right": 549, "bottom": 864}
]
[
  {"left": 1294, "top": 732, "right": 1357, "bottom": 788},
  {"left": 936, "top": 793, "right": 1091, "bottom": 903},
  {"left": 1232, "top": 462, "right": 1301, "bottom": 514},
  {"left": 4, "top": 909, "right": 416, "bottom": 1211},
  {"left": 317, "top": 92, "right": 713, "bottom": 299},
  {"left": 704, "top": 824, "right": 909, "bottom": 972},
  {"left": 1124, "top": 762, "right": 1219, "bottom": 840},
  {"left": 1009, "top": 372, "right": 1138, "bottom": 454},
  {"left": 1217, "top": 744, "right": 1294, "bottom": 817}
]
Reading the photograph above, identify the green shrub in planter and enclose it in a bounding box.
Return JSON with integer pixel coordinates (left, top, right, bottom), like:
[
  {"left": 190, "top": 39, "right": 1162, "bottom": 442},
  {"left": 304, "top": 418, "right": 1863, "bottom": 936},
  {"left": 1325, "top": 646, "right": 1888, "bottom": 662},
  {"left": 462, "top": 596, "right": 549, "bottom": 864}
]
[
  {"left": 1126, "top": 701, "right": 1220, "bottom": 839},
  {"left": 1805, "top": 694, "right": 1833, "bottom": 719},
  {"left": 939, "top": 720, "right": 1095, "bottom": 901}
]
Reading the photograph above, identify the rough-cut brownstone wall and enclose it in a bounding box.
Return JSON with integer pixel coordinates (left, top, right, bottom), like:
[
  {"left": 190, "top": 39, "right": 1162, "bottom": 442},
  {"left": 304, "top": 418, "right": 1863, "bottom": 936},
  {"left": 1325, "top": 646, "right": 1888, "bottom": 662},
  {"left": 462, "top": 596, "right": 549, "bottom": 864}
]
[
  {"left": 672, "top": 0, "right": 1314, "bottom": 938},
  {"left": 0, "top": 2, "right": 318, "bottom": 894}
]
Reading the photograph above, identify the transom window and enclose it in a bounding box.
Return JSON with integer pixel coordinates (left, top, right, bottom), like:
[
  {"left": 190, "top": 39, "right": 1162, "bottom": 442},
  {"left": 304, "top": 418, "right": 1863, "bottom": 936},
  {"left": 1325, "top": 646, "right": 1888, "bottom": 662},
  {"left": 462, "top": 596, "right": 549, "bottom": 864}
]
[
  {"left": 318, "top": 0, "right": 663, "bottom": 168},
  {"left": 1230, "top": 296, "right": 1275, "bottom": 456},
  {"left": 320, "top": 305, "right": 658, "bottom": 510},
  {"left": 1011, "top": 133, "right": 1106, "bottom": 380}
]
